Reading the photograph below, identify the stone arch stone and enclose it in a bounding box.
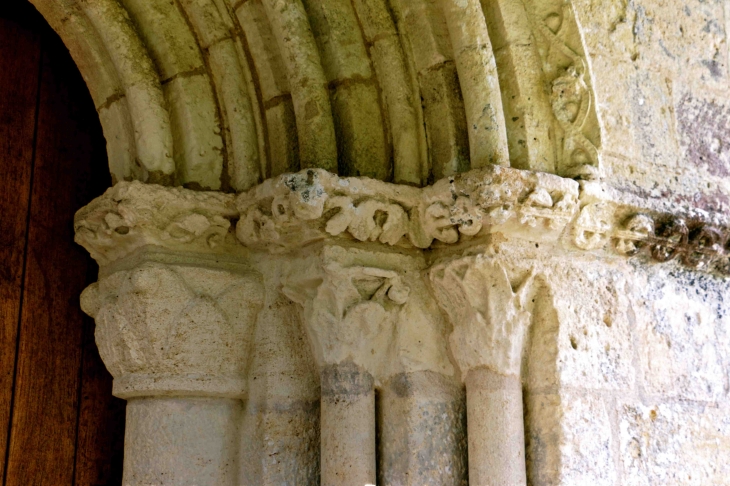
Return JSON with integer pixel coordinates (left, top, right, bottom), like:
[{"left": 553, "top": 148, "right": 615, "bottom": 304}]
[{"left": 27, "top": 0, "right": 602, "bottom": 191}]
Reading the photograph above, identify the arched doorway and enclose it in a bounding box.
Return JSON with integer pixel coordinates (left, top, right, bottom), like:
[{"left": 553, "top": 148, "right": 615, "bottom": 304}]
[{"left": 0, "top": 2, "right": 124, "bottom": 484}]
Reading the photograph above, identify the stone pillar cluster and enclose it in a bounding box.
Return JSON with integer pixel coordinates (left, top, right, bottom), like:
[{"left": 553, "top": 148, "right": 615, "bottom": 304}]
[{"left": 73, "top": 166, "right": 730, "bottom": 485}]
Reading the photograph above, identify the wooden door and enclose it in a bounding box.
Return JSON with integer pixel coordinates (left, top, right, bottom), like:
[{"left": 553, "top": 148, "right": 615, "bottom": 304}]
[{"left": 0, "top": 2, "right": 125, "bottom": 484}]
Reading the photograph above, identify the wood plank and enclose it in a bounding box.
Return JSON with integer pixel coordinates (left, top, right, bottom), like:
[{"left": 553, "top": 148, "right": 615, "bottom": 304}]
[
  {"left": 74, "top": 288, "right": 126, "bottom": 486},
  {"left": 4, "top": 23, "right": 111, "bottom": 485},
  {"left": 0, "top": 4, "right": 43, "bottom": 481}
]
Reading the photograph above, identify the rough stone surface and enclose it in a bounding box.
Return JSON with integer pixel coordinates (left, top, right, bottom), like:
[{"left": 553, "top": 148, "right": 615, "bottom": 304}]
[
  {"left": 124, "top": 397, "right": 241, "bottom": 486},
  {"left": 619, "top": 400, "right": 730, "bottom": 485}
]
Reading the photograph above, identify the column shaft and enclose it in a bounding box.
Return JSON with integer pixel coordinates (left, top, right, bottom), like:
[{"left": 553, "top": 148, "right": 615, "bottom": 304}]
[
  {"left": 320, "top": 363, "right": 376, "bottom": 486},
  {"left": 379, "top": 371, "right": 468, "bottom": 486},
  {"left": 465, "top": 367, "right": 526, "bottom": 486},
  {"left": 123, "top": 397, "right": 241, "bottom": 485}
]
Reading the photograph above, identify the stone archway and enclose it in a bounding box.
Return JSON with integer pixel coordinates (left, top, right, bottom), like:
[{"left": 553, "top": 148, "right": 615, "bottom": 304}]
[
  {"left": 16, "top": 0, "right": 730, "bottom": 484},
  {"left": 28, "top": 0, "right": 601, "bottom": 190}
]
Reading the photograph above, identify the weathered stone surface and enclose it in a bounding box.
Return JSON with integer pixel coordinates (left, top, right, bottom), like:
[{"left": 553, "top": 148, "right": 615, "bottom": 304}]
[
  {"left": 559, "top": 390, "right": 616, "bottom": 486},
  {"left": 81, "top": 260, "right": 264, "bottom": 399},
  {"left": 632, "top": 267, "right": 730, "bottom": 401},
  {"left": 74, "top": 181, "right": 242, "bottom": 265},
  {"left": 124, "top": 397, "right": 241, "bottom": 486},
  {"left": 619, "top": 400, "right": 730, "bottom": 485},
  {"left": 54, "top": 0, "right": 730, "bottom": 482},
  {"left": 549, "top": 261, "right": 636, "bottom": 391},
  {"left": 677, "top": 90, "right": 730, "bottom": 178}
]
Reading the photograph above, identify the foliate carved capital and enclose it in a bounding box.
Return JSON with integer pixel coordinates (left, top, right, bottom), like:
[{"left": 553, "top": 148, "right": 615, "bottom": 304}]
[
  {"left": 235, "top": 166, "right": 579, "bottom": 252},
  {"left": 80, "top": 262, "right": 263, "bottom": 398},
  {"left": 430, "top": 256, "right": 533, "bottom": 377},
  {"left": 74, "top": 181, "right": 242, "bottom": 265},
  {"left": 281, "top": 247, "right": 454, "bottom": 381}
]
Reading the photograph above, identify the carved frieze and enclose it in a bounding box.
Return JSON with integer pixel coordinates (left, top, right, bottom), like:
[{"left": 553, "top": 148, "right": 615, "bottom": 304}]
[
  {"left": 572, "top": 199, "right": 730, "bottom": 274},
  {"left": 74, "top": 169, "right": 730, "bottom": 277},
  {"left": 235, "top": 166, "right": 580, "bottom": 252}
]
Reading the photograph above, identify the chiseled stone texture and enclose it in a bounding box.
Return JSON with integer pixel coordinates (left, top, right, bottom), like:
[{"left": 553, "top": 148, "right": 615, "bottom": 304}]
[
  {"left": 533, "top": 256, "right": 730, "bottom": 485},
  {"left": 549, "top": 260, "right": 636, "bottom": 392},
  {"left": 574, "top": 0, "right": 730, "bottom": 215},
  {"left": 559, "top": 390, "right": 616, "bottom": 486}
]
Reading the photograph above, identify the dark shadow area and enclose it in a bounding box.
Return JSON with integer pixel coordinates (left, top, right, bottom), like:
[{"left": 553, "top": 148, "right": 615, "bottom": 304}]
[{"left": 0, "top": 2, "right": 124, "bottom": 484}]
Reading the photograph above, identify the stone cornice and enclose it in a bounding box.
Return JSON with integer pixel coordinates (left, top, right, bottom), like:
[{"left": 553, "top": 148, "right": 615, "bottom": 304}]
[{"left": 75, "top": 169, "right": 730, "bottom": 276}]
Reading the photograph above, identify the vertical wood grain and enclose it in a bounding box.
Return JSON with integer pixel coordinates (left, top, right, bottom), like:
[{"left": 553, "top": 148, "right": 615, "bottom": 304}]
[
  {"left": 3, "top": 14, "right": 114, "bottom": 484},
  {"left": 74, "top": 291, "right": 126, "bottom": 486},
  {"left": 0, "top": 4, "right": 43, "bottom": 482}
]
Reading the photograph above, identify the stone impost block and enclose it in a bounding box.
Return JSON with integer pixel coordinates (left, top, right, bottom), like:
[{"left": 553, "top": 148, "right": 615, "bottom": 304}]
[
  {"left": 236, "top": 165, "right": 579, "bottom": 252},
  {"left": 74, "top": 180, "right": 244, "bottom": 266}
]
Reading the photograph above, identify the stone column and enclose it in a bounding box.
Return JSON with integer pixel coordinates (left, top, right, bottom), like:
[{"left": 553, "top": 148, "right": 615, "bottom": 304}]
[
  {"left": 378, "top": 371, "right": 467, "bottom": 486},
  {"left": 282, "top": 244, "right": 462, "bottom": 485},
  {"left": 430, "top": 255, "right": 534, "bottom": 486},
  {"left": 282, "top": 246, "right": 409, "bottom": 486},
  {"left": 80, "top": 259, "right": 263, "bottom": 485},
  {"left": 74, "top": 182, "right": 264, "bottom": 485}
]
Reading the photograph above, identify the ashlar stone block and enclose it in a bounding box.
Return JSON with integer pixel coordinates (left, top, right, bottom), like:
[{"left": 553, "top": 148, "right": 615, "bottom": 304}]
[{"left": 549, "top": 260, "right": 636, "bottom": 392}]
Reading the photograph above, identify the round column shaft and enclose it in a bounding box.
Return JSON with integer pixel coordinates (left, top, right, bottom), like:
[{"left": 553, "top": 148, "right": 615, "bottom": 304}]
[
  {"left": 320, "top": 362, "right": 376, "bottom": 486},
  {"left": 124, "top": 397, "right": 241, "bottom": 485},
  {"left": 465, "top": 367, "right": 526, "bottom": 486}
]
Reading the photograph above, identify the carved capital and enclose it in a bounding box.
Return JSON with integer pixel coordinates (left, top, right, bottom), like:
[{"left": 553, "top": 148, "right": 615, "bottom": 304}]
[
  {"left": 75, "top": 181, "right": 242, "bottom": 265},
  {"left": 430, "top": 256, "right": 533, "bottom": 376},
  {"left": 282, "top": 246, "right": 453, "bottom": 381},
  {"left": 236, "top": 166, "right": 579, "bottom": 252},
  {"left": 81, "top": 261, "right": 263, "bottom": 398}
]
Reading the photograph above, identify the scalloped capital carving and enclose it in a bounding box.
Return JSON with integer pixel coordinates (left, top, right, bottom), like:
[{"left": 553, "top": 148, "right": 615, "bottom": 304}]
[
  {"left": 430, "top": 256, "right": 533, "bottom": 376},
  {"left": 81, "top": 261, "right": 264, "bottom": 398},
  {"left": 281, "top": 247, "right": 454, "bottom": 381}
]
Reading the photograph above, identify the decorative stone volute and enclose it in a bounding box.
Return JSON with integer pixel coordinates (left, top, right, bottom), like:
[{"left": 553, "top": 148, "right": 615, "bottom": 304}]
[
  {"left": 282, "top": 245, "right": 454, "bottom": 382},
  {"left": 430, "top": 255, "right": 534, "bottom": 377},
  {"left": 81, "top": 261, "right": 263, "bottom": 399}
]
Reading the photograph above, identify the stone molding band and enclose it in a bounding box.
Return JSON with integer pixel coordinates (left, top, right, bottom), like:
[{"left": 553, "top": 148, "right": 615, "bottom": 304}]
[{"left": 76, "top": 167, "right": 730, "bottom": 276}]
